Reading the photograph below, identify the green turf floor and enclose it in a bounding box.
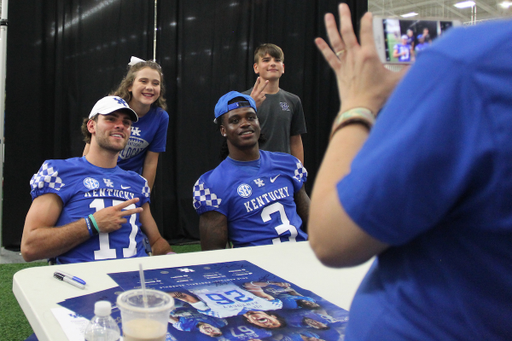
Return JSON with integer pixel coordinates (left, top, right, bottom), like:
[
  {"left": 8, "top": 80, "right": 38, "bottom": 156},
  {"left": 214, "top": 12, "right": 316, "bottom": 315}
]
[{"left": 0, "top": 243, "right": 201, "bottom": 341}]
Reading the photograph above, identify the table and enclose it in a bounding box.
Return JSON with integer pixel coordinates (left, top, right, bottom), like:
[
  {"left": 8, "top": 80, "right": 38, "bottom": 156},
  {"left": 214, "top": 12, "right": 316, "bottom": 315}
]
[{"left": 13, "top": 241, "right": 372, "bottom": 341}]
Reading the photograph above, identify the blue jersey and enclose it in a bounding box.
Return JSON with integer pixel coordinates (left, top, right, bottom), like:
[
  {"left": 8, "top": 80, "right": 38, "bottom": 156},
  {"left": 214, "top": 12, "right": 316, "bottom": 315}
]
[
  {"left": 170, "top": 307, "right": 227, "bottom": 332},
  {"left": 187, "top": 282, "right": 283, "bottom": 318},
  {"left": 193, "top": 150, "right": 308, "bottom": 247},
  {"left": 415, "top": 42, "right": 429, "bottom": 53},
  {"left": 117, "top": 106, "right": 169, "bottom": 174},
  {"left": 393, "top": 43, "right": 411, "bottom": 61},
  {"left": 30, "top": 157, "right": 150, "bottom": 263}
]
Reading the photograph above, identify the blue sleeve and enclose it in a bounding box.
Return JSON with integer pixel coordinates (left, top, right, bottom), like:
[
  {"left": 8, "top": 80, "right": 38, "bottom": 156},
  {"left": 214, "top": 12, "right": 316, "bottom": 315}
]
[
  {"left": 192, "top": 175, "right": 227, "bottom": 216},
  {"left": 30, "top": 160, "right": 70, "bottom": 203},
  {"left": 289, "top": 156, "right": 307, "bottom": 193},
  {"left": 337, "top": 48, "right": 489, "bottom": 245},
  {"left": 148, "top": 108, "right": 169, "bottom": 153}
]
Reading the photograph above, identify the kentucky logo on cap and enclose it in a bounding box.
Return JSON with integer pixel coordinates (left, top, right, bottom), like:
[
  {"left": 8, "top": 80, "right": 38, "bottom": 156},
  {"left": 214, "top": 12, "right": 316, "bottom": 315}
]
[{"left": 89, "top": 96, "right": 138, "bottom": 122}]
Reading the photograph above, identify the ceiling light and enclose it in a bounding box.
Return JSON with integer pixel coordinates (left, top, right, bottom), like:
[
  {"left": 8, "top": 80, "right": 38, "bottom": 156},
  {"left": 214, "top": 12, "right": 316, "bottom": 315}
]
[
  {"left": 454, "top": 1, "right": 476, "bottom": 8},
  {"left": 499, "top": 1, "right": 512, "bottom": 8},
  {"left": 400, "top": 12, "right": 419, "bottom": 17}
]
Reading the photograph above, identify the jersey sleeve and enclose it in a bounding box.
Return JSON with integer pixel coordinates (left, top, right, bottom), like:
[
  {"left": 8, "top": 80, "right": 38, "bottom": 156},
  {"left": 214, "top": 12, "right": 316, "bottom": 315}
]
[
  {"left": 137, "top": 174, "right": 152, "bottom": 206},
  {"left": 193, "top": 176, "right": 226, "bottom": 216},
  {"left": 290, "top": 157, "right": 308, "bottom": 192},
  {"left": 30, "top": 160, "right": 70, "bottom": 202},
  {"left": 148, "top": 108, "right": 169, "bottom": 153}
]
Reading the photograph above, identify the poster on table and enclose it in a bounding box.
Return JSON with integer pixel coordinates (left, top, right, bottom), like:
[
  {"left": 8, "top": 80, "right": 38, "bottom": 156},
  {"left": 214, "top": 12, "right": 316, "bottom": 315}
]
[{"left": 60, "top": 260, "right": 349, "bottom": 340}]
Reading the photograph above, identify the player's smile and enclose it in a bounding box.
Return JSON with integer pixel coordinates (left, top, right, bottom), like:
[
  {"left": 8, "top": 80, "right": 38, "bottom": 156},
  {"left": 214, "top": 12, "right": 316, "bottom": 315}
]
[
  {"left": 221, "top": 107, "right": 260, "bottom": 147},
  {"left": 94, "top": 112, "right": 131, "bottom": 152}
]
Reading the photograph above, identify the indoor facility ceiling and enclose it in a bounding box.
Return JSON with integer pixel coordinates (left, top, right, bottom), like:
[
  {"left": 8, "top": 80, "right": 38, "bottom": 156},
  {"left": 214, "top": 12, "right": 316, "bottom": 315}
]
[{"left": 368, "top": 0, "right": 512, "bottom": 24}]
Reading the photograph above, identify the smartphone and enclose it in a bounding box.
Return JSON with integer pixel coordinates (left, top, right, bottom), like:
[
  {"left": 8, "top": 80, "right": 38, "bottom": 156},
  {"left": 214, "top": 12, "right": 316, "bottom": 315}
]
[{"left": 373, "top": 16, "right": 461, "bottom": 64}]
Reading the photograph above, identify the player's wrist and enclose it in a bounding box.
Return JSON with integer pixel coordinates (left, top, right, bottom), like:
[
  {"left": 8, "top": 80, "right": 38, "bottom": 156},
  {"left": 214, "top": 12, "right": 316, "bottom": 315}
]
[
  {"left": 88, "top": 214, "right": 100, "bottom": 234},
  {"left": 84, "top": 216, "right": 99, "bottom": 237}
]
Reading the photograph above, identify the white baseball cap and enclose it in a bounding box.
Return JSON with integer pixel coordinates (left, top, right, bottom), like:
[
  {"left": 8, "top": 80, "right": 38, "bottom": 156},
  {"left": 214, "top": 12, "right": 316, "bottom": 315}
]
[{"left": 88, "top": 96, "right": 138, "bottom": 122}]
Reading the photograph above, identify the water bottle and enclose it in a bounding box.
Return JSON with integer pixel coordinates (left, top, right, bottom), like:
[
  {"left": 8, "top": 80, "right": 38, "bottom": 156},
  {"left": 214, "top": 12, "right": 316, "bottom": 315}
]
[{"left": 84, "top": 301, "right": 120, "bottom": 341}]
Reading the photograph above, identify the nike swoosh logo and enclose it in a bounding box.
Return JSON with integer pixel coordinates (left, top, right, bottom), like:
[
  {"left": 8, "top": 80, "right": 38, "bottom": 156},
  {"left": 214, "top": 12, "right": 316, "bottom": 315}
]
[
  {"left": 121, "top": 185, "right": 131, "bottom": 189},
  {"left": 270, "top": 175, "right": 280, "bottom": 183}
]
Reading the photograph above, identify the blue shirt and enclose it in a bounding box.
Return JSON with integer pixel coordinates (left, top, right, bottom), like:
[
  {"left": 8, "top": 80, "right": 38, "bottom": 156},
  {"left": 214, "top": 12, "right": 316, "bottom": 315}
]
[
  {"left": 339, "top": 20, "right": 512, "bottom": 340},
  {"left": 117, "top": 106, "right": 169, "bottom": 174}
]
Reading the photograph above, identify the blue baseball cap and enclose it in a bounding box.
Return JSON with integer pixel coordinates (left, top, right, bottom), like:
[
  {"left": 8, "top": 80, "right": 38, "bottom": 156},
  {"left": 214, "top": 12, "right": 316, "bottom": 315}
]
[{"left": 214, "top": 91, "right": 257, "bottom": 123}]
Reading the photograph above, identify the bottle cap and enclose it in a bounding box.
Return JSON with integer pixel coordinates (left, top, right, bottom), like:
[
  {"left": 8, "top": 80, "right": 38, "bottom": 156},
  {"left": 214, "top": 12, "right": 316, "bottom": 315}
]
[{"left": 94, "top": 301, "right": 112, "bottom": 316}]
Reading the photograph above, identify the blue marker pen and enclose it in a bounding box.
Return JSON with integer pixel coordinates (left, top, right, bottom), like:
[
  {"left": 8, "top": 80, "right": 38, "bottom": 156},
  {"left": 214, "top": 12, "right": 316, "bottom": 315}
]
[{"left": 53, "top": 271, "right": 86, "bottom": 289}]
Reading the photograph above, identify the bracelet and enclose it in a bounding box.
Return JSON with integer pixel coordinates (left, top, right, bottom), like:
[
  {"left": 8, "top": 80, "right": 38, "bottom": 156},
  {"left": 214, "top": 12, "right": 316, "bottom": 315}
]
[
  {"left": 88, "top": 214, "right": 100, "bottom": 234},
  {"left": 330, "top": 108, "right": 375, "bottom": 140},
  {"left": 85, "top": 217, "right": 94, "bottom": 237}
]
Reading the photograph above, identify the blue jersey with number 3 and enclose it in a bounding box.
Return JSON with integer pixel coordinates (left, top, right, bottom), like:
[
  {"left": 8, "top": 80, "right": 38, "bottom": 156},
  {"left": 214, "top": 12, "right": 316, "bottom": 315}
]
[
  {"left": 193, "top": 150, "right": 308, "bottom": 247},
  {"left": 30, "top": 157, "right": 150, "bottom": 263}
]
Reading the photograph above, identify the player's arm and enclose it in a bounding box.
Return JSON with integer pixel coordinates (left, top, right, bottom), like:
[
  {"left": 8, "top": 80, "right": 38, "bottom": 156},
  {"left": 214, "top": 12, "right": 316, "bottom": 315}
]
[
  {"left": 82, "top": 143, "right": 90, "bottom": 156},
  {"left": 142, "top": 151, "right": 159, "bottom": 191},
  {"left": 21, "top": 195, "right": 143, "bottom": 261},
  {"left": 294, "top": 185, "right": 310, "bottom": 233},
  {"left": 199, "top": 211, "right": 228, "bottom": 250},
  {"left": 290, "top": 134, "right": 304, "bottom": 165},
  {"left": 21, "top": 194, "right": 90, "bottom": 261},
  {"left": 139, "top": 202, "right": 174, "bottom": 255}
]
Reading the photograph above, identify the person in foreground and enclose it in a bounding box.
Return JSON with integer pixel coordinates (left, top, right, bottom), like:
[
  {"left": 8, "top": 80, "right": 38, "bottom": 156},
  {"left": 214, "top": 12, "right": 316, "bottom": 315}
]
[
  {"left": 193, "top": 91, "right": 310, "bottom": 250},
  {"left": 21, "top": 96, "right": 174, "bottom": 263},
  {"left": 310, "top": 3, "right": 512, "bottom": 340}
]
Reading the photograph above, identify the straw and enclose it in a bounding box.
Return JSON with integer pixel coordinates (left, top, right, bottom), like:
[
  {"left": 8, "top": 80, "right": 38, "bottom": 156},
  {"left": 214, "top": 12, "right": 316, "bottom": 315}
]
[{"left": 139, "top": 263, "right": 148, "bottom": 309}]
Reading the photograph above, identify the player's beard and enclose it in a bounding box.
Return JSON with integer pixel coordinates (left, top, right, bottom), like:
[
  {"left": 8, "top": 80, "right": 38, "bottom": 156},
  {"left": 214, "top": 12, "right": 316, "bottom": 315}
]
[{"left": 94, "top": 130, "right": 128, "bottom": 153}]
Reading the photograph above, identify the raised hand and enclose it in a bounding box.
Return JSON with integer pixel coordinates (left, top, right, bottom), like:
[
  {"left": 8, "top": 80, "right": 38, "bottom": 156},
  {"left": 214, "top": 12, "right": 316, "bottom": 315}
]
[
  {"left": 250, "top": 77, "right": 269, "bottom": 109},
  {"left": 91, "top": 197, "right": 143, "bottom": 233},
  {"left": 314, "top": 4, "right": 407, "bottom": 115}
]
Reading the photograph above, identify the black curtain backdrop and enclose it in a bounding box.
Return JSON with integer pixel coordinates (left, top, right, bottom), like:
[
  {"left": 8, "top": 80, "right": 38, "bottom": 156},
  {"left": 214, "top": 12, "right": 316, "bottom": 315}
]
[{"left": 3, "top": 0, "right": 366, "bottom": 249}]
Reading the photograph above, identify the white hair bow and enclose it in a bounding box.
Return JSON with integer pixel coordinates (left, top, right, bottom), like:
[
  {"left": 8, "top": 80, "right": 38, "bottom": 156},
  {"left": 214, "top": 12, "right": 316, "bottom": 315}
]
[{"left": 128, "top": 56, "right": 146, "bottom": 66}]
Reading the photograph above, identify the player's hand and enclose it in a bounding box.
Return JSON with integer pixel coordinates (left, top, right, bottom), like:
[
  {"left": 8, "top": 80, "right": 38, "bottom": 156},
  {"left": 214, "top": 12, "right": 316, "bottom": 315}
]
[
  {"left": 250, "top": 77, "right": 269, "bottom": 109},
  {"left": 91, "top": 197, "right": 143, "bottom": 233},
  {"left": 314, "top": 4, "right": 407, "bottom": 115}
]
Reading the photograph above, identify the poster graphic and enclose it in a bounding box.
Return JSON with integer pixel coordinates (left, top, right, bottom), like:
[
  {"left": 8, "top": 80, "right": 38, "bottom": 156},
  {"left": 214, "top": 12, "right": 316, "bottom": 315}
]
[{"left": 59, "top": 261, "right": 349, "bottom": 340}]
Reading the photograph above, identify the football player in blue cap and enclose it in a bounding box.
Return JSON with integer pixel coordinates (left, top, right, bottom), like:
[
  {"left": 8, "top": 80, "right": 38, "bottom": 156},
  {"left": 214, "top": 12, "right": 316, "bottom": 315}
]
[{"left": 193, "top": 91, "right": 309, "bottom": 250}]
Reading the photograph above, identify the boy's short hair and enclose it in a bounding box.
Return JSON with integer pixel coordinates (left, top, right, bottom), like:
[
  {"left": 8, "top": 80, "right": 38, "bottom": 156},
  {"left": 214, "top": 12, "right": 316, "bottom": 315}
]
[{"left": 254, "top": 43, "right": 284, "bottom": 64}]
